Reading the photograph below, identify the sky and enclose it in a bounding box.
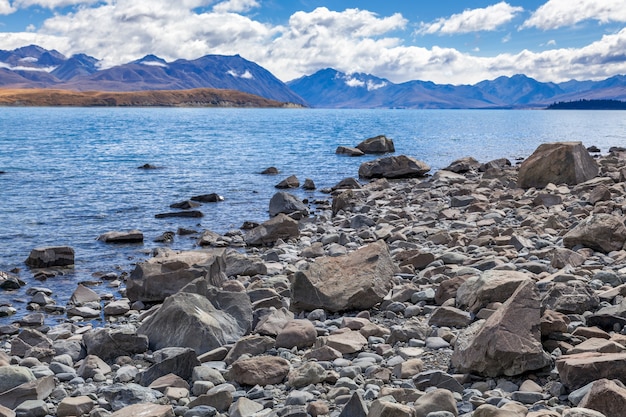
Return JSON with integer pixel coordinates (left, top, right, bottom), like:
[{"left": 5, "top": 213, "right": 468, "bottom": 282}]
[{"left": 1, "top": 0, "right": 626, "bottom": 85}]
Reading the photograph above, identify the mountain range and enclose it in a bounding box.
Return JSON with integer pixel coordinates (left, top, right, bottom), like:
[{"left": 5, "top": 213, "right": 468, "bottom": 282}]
[{"left": 2, "top": 45, "right": 626, "bottom": 109}]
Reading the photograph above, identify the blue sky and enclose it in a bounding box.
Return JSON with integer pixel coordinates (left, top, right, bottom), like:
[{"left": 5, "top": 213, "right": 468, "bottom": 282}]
[{"left": 1, "top": 0, "right": 626, "bottom": 84}]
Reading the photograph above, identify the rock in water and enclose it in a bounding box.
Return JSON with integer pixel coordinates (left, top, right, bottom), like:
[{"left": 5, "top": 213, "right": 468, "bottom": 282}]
[
  {"left": 517, "top": 142, "right": 599, "bottom": 189},
  {"left": 126, "top": 249, "right": 226, "bottom": 303},
  {"left": 275, "top": 175, "right": 299, "bottom": 189},
  {"left": 336, "top": 146, "right": 364, "bottom": 157},
  {"left": 356, "top": 135, "right": 395, "bottom": 154},
  {"left": 358, "top": 155, "right": 430, "bottom": 179},
  {"left": 269, "top": 192, "right": 308, "bottom": 218},
  {"left": 97, "top": 230, "right": 144, "bottom": 244},
  {"left": 138, "top": 292, "right": 245, "bottom": 355},
  {"left": 244, "top": 213, "right": 300, "bottom": 246},
  {"left": 25, "top": 246, "right": 74, "bottom": 268},
  {"left": 563, "top": 213, "right": 626, "bottom": 254},
  {"left": 451, "top": 280, "right": 551, "bottom": 377},
  {"left": 291, "top": 240, "right": 396, "bottom": 313},
  {"left": 191, "top": 193, "right": 224, "bottom": 203}
]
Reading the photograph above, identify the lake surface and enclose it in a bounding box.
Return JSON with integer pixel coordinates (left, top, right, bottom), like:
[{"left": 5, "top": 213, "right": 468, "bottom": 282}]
[{"left": 1, "top": 108, "right": 625, "bottom": 322}]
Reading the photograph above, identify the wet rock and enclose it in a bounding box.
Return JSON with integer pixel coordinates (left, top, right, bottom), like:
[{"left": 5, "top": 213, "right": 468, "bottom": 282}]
[
  {"left": 0, "top": 271, "right": 24, "bottom": 290},
  {"left": 97, "top": 230, "right": 144, "bottom": 244},
  {"left": 269, "top": 191, "right": 309, "bottom": 218},
  {"left": 563, "top": 213, "right": 626, "bottom": 253},
  {"left": 359, "top": 155, "right": 430, "bottom": 179},
  {"left": 170, "top": 200, "right": 201, "bottom": 209},
  {"left": 155, "top": 210, "right": 203, "bottom": 219},
  {"left": 138, "top": 292, "right": 245, "bottom": 355},
  {"left": 24, "top": 246, "right": 75, "bottom": 268},
  {"left": 227, "top": 356, "right": 290, "bottom": 386},
  {"left": 303, "top": 178, "right": 316, "bottom": 190},
  {"left": 276, "top": 175, "right": 300, "bottom": 189},
  {"left": 518, "top": 142, "right": 599, "bottom": 189},
  {"left": 126, "top": 249, "right": 226, "bottom": 303},
  {"left": 291, "top": 240, "right": 396, "bottom": 313},
  {"left": 191, "top": 193, "right": 224, "bottom": 203},
  {"left": 451, "top": 280, "right": 551, "bottom": 377},
  {"left": 336, "top": 146, "right": 365, "bottom": 157},
  {"left": 356, "top": 135, "right": 395, "bottom": 154},
  {"left": 261, "top": 166, "right": 279, "bottom": 175},
  {"left": 244, "top": 213, "right": 300, "bottom": 246}
]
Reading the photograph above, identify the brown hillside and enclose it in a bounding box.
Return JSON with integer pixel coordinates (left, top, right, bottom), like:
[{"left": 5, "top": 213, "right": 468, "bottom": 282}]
[{"left": 0, "top": 88, "right": 301, "bottom": 107}]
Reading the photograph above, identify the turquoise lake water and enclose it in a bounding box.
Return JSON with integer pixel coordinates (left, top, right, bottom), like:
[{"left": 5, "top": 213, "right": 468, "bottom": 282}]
[{"left": 1, "top": 108, "right": 625, "bottom": 321}]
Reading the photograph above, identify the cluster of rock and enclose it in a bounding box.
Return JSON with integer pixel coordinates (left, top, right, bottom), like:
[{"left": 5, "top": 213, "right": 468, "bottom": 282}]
[{"left": 3, "top": 141, "right": 626, "bottom": 417}]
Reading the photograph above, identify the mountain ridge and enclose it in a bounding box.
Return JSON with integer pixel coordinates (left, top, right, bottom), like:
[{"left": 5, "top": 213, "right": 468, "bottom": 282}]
[{"left": 2, "top": 45, "right": 626, "bottom": 109}]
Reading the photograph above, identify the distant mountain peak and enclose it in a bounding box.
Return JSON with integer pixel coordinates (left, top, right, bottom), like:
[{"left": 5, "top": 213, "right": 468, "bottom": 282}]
[{"left": 133, "top": 54, "right": 168, "bottom": 67}]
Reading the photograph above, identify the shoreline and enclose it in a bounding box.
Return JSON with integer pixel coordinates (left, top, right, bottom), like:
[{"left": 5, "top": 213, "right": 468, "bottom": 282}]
[{"left": 0, "top": 143, "right": 625, "bottom": 416}]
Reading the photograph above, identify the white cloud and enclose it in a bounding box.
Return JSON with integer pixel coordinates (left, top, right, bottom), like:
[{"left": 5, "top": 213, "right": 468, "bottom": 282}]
[
  {"left": 13, "top": 0, "right": 100, "bottom": 8},
  {"left": 547, "top": 39, "right": 556, "bottom": 46},
  {"left": 345, "top": 77, "right": 365, "bottom": 88},
  {"left": 522, "top": 0, "right": 626, "bottom": 30},
  {"left": 366, "top": 80, "right": 387, "bottom": 91},
  {"left": 0, "top": 61, "right": 57, "bottom": 71},
  {"left": 213, "top": 0, "right": 259, "bottom": 13},
  {"left": 417, "top": 2, "right": 524, "bottom": 35},
  {"left": 0, "top": 0, "right": 16, "bottom": 14},
  {"left": 140, "top": 61, "right": 168, "bottom": 67},
  {"left": 502, "top": 32, "right": 512, "bottom": 43}
]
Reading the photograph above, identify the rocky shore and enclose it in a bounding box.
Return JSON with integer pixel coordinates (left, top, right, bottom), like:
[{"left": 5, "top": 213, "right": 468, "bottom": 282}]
[{"left": 2, "top": 139, "right": 626, "bottom": 417}]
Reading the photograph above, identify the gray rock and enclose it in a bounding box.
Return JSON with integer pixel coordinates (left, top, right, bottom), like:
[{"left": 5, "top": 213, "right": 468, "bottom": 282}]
[
  {"left": 563, "top": 213, "right": 626, "bottom": 254},
  {"left": 269, "top": 192, "right": 308, "bottom": 218},
  {"left": 83, "top": 328, "right": 148, "bottom": 362},
  {"left": 244, "top": 213, "right": 300, "bottom": 246},
  {"left": 358, "top": 155, "right": 430, "bottom": 179},
  {"left": 25, "top": 246, "right": 74, "bottom": 268},
  {"left": 356, "top": 135, "right": 395, "bottom": 154},
  {"left": 97, "top": 383, "right": 163, "bottom": 411},
  {"left": 138, "top": 347, "right": 200, "bottom": 386},
  {"left": 97, "top": 230, "right": 143, "bottom": 244}
]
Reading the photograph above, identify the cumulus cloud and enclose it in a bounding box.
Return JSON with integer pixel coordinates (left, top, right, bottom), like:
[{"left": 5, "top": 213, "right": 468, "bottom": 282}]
[
  {"left": 13, "top": 0, "right": 100, "bottom": 8},
  {"left": 213, "top": 0, "right": 259, "bottom": 13},
  {"left": 227, "top": 69, "right": 253, "bottom": 79},
  {"left": 417, "top": 2, "right": 524, "bottom": 35},
  {"left": 522, "top": 0, "right": 626, "bottom": 30},
  {"left": 0, "top": 0, "right": 16, "bottom": 14}
]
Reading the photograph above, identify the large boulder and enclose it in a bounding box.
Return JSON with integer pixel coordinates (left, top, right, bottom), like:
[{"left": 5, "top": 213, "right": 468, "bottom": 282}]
[
  {"left": 451, "top": 280, "right": 551, "bottom": 377},
  {"left": 358, "top": 155, "right": 430, "bottom": 179},
  {"left": 356, "top": 135, "right": 395, "bottom": 154},
  {"left": 563, "top": 214, "right": 626, "bottom": 254},
  {"left": 137, "top": 347, "right": 200, "bottom": 386},
  {"left": 137, "top": 292, "right": 246, "bottom": 355},
  {"left": 269, "top": 192, "right": 308, "bottom": 218},
  {"left": 244, "top": 213, "right": 300, "bottom": 246},
  {"left": 517, "top": 142, "right": 599, "bottom": 189},
  {"left": 25, "top": 246, "right": 74, "bottom": 268},
  {"left": 557, "top": 352, "right": 626, "bottom": 389},
  {"left": 456, "top": 270, "right": 532, "bottom": 314},
  {"left": 291, "top": 240, "right": 396, "bottom": 313},
  {"left": 83, "top": 328, "right": 149, "bottom": 362},
  {"left": 578, "top": 378, "right": 626, "bottom": 417},
  {"left": 126, "top": 249, "right": 226, "bottom": 303}
]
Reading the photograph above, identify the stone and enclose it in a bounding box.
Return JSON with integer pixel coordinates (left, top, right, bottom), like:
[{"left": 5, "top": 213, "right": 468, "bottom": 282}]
[
  {"left": 557, "top": 352, "right": 626, "bottom": 389},
  {"left": 319, "top": 330, "right": 368, "bottom": 354},
  {"left": 227, "top": 356, "right": 290, "bottom": 386},
  {"left": 69, "top": 284, "right": 100, "bottom": 306},
  {"left": 97, "top": 230, "right": 144, "bottom": 243},
  {"left": 254, "top": 307, "right": 294, "bottom": 336},
  {"left": 170, "top": 200, "right": 201, "bottom": 209},
  {"left": 138, "top": 347, "right": 199, "bottom": 386},
  {"left": 288, "top": 362, "right": 327, "bottom": 389},
  {"left": 413, "top": 370, "right": 464, "bottom": 394},
  {"left": 276, "top": 175, "right": 300, "bottom": 189},
  {"left": 56, "top": 395, "right": 94, "bottom": 417},
  {"left": 0, "top": 376, "right": 55, "bottom": 410},
  {"left": 14, "top": 400, "right": 47, "bottom": 417},
  {"left": 517, "top": 142, "right": 599, "bottom": 189},
  {"left": 148, "top": 374, "right": 190, "bottom": 393},
  {"left": 229, "top": 397, "right": 263, "bottom": 417},
  {"left": 261, "top": 167, "right": 279, "bottom": 175},
  {"left": 24, "top": 246, "right": 74, "bottom": 268},
  {"left": 339, "top": 392, "right": 368, "bottom": 417},
  {"left": 563, "top": 214, "right": 626, "bottom": 254},
  {"left": 473, "top": 403, "right": 528, "bottom": 417},
  {"left": 551, "top": 248, "right": 586, "bottom": 268},
  {"left": 0, "top": 366, "right": 35, "bottom": 393},
  {"left": 356, "top": 135, "right": 395, "bottom": 154},
  {"left": 138, "top": 293, "right": 244, "bottom": 355},
  {"left": 98, "top": 384, "right": 164, "bottom": 411},
  {"left": 104, "top": 299, "right": 131, "bottom": 316},
  {"left": 578, "top": 378, "right": 626, "bottom": 417},
  {"left": 244, "top": 213, "right": 300, "bottom": 246},
  {"left": 126, "top": 249, "right": 226, "bottom": 303},
  {"left": 225, "top": 250, "right": 267, "bottom": 277},
  {"left": 276, "top": 320, "right": 317, "bottom": 350},
  {"left": 359, "top": 155, "right": 430, "bottom": 179},
  {"left": 451, "top": 280, "right": 551, "bottom": 377},
  {"left": 428, "top": 306, "right": 472, "bottom": 328},
  {"left": 542, "top": 281, "right": 599, "bottom": 315},
  {"left": 155, "top": 210, "right": 203, "bottom": 219},
  {"left": 569, "top": 338, "right": 625, "bottom": 354},
  {"left": 368, "top": 399, "right": 414, "bottom": 417},
  {"left": 77, "top": 355, "right": 112, "bottom": 379},
  {"left": 108, "top": 403, "right": 174, "bottom": 417},
  {"left": 387, "top": 318, "right": 431, "bottom": 345},
  {"left": 191, "top": 193, "right": 224, "bottom": 203},
  {"left": 303, "top": 178, "right": 315, "bottom": 189},
  {"left": 393, "top": 358, "right": 424, "bottom": 379},
  {"left": 291, "top": 240, "right": 396, "bottom": 313},
  {"left": 444, "top": 156, "right": 480, "bottom": 173},
  {"left": 224, "top": 335, "right": 275, "bottom": 365},
  {"left": 269, "top": 191, "right": 308, "bottom": 218},
  {"left": 455, "top": 270, "right": 531, "bottom": 314},
  {"left": 336, "top": 146, "right": 365, "bottom": 157},
  {"left": 83, "top": 328, "right": 148, "bottom": 362},
  {"left": 0, "top": 271, "right": 23, "bottom": 290},
  {"left": 413, "top": 388, "right": 458, "bottom": 417},
  {"left": 540, "top": 309, "right": 570, "bottom": 336}
]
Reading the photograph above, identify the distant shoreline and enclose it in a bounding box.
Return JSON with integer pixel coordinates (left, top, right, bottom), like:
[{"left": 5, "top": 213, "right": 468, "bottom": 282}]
[
  {"left": 547, "top": 99, "right": 626, "bottom": 110},
  {"left": 0, "top": 88, "right": 303, "bottom": 108}
]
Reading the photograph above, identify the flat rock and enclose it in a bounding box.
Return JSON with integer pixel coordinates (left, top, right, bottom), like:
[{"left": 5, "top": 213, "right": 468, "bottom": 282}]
[
  {"left": 97, "top": 230, "right": 144, "bottom": 244},
  {"left": 244, "top": 213, "right": 300, "bottom": 246},
  {"left": 563, "top": 213, "right": 626, "bottom": 254},
  {"left": 227, "top": 356, "right": 290, "bottom": 386},
  {"left": 557, "top": 352, "right": 626, "bottom": 389},
  {"left": 456, "top": 270, "right": 531, "bottom": 314},
  {"left": 83, "top": 328, "right": 148, "bottom": 362},
  {"left": 358, "top": 155, "right": 430, "bottom": 179},
  {"left": 109, "top": 403, "right": 174, "bottom": 417},
  {"left": 137, "top": 347, "right": 200, "bottom": 386},
  {"left": 578, "top": 378, "right": 626, "bottom": 417}
]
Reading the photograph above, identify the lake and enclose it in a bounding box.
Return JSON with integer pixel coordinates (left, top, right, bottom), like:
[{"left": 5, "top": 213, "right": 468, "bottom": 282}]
[{"left": 1, "top": 108, "right": 625, "bottom": 321}]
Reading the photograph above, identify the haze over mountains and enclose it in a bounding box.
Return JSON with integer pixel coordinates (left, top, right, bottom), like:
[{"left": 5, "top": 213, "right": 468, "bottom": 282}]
[{"left": 2, "top": 45, "right": 626, "bottom": 109}]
